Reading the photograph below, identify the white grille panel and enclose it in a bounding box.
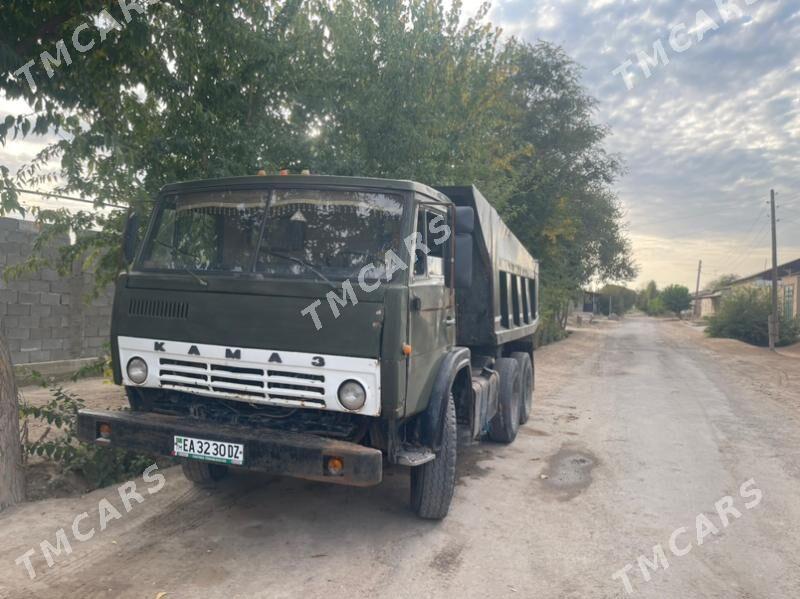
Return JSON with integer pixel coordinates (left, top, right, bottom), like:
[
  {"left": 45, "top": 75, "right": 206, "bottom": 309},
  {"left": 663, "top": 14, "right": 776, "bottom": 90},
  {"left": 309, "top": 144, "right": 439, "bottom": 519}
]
[
  {"left": 118, "top": 337, "right": 381, "bottom": 415},
  {"left": 157, "top": 358, "right": 331, "bottom": 405}
]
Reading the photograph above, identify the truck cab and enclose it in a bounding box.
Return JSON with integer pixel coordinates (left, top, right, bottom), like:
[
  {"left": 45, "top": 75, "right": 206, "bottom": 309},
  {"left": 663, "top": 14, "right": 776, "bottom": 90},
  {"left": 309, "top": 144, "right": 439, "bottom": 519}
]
[{"left": 78, "top": 175, "right": 539, "bottom": 519}]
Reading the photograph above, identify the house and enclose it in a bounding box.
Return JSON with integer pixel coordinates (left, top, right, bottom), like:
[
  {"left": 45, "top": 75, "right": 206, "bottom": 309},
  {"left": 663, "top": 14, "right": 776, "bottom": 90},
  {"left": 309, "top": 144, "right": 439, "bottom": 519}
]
[
  {"left": 582, "top": 290, "right": 599, "bottom": 314},
  {"left": 728, "top": 258, "right": 800, "bottom": 320},
  {"left": 695, "top": 290, "right": 723, "bottom": 319}
]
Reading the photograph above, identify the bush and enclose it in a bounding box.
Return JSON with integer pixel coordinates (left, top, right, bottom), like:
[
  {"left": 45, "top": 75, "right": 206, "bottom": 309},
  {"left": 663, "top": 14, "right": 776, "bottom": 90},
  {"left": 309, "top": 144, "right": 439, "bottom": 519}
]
[
  {"left": 535, "top": 305, "right": 569, "bottom": 346},
  {"left": 706, "top": 287, "right": 800, "bottom": 347},
  {"left": 646, "top": 296, "right": 666, "bottom": 316},
  {"left": 19, "top": 385, "right": 158, "bottom": 489}
]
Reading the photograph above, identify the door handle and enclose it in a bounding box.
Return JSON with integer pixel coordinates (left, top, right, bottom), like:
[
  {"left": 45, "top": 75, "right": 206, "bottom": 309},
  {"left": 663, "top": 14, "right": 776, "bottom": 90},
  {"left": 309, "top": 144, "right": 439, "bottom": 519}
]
[{"left": 445, "top": 317, "right": 456, "bottom": 326}]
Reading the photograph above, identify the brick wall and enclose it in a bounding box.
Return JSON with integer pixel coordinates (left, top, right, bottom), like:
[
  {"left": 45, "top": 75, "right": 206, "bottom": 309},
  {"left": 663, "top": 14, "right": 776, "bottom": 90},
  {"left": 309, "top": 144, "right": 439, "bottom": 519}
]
[{"left": 0, "top": 217, "right": 114, "bottom": 365}]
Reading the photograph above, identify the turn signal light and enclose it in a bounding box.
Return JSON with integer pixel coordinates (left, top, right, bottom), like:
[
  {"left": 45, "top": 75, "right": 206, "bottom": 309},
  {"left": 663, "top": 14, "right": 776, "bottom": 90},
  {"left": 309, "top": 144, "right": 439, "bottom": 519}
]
[
  {"left": 402, "top": 344, "right": 412, "bottom": 356},
  {"left": 98, "top": 423, "right": 112, "bottom": 439},
  {"left": 325, "top": 456, "right": 344, "bottom": 476},
  {"left": 279, "top": 169, "right": 289, "bottom": 176}
]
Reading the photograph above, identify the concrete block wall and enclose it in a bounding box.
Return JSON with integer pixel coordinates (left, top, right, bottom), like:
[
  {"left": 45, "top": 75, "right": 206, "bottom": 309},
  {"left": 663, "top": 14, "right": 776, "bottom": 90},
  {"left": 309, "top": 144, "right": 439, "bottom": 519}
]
[{"left": 0, "top": 217, "right": 114, "bottom": 365}]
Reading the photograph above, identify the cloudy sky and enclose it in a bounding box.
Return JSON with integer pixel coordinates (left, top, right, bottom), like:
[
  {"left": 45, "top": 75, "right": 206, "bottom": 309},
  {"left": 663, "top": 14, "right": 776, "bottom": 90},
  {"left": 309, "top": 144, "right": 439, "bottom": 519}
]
[
  {"left": 2, "top": 0, "right": 799, "bottom": 290},
  {"left": 474, "top": 0, "right": 800, "bottom": 289}
]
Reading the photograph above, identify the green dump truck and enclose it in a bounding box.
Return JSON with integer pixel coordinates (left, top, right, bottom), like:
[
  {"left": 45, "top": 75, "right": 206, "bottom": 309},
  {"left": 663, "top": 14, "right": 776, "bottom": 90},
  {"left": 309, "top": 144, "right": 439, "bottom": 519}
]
[{"left": 77, "top": 175, "right": 539, "bottom": 519}]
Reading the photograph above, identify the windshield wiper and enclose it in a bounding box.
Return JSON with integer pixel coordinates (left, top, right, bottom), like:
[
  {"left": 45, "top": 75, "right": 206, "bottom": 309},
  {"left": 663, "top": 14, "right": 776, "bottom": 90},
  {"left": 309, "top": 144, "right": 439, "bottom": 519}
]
[
  {"left": 264, "top": 250, "right": 337, "bottom": 290},
  {"left": 153, "top": 240, "right": 208, "bottom": 286},
  {"left": 180, "top": 266, "right": 208, "bottom": 287}
]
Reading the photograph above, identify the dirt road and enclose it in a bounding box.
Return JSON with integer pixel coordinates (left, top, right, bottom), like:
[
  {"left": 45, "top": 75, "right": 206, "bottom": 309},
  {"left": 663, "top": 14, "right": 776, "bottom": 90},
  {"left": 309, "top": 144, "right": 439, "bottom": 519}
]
[{"left": 3, "top": 317, "right": 800, "bottom": 598}]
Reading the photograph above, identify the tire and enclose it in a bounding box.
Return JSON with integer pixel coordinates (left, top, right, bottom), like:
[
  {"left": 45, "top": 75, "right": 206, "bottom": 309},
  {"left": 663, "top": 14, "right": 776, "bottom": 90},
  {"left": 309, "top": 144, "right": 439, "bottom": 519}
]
[
  {"left": 181, "top": 460, "right": 228, "bottom": 487},
  {"left": 511, "top": 352, "right": 534, "bottom": 424},
  {"left": 410, "top": 394, "right": 457, "bottom": 520},
  {"left": 488, "top": 357, "right": 520, "bottom": 443}
]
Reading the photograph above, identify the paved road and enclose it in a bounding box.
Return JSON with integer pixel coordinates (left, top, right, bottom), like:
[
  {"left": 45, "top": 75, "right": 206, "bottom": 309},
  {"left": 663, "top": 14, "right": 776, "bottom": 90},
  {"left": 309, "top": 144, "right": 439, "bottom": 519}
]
[{"left": 2, "top": 317, "right": 800, "bottom": 598}]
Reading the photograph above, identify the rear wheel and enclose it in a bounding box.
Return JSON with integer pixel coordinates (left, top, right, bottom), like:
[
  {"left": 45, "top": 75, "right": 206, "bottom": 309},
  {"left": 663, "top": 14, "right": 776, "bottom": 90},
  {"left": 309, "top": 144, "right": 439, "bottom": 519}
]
[
  {"left": 511, "top": 352, "right": 534, "bottom": 424},
  {"left": 488, "top": 357, "right": 520, "bottom": 443},
  {"left": 181, "top": 460, "right": 228, "bottom": 487},
  {"left": 410, "top": 394, "right": 457, "bottom": 520}
]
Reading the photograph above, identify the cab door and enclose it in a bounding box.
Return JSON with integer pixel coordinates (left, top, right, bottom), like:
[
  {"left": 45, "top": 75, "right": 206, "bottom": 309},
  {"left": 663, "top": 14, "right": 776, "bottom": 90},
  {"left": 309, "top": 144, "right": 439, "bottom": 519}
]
[{"left": 405, "top": 204, "right": 454, "bottom": 416}]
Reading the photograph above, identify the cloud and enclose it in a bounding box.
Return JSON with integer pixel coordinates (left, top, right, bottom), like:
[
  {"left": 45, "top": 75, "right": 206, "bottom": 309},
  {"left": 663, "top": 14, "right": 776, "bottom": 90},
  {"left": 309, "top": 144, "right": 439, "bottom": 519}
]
[{"left": 488, "top": 0, "right": 800, "bottom": 288}]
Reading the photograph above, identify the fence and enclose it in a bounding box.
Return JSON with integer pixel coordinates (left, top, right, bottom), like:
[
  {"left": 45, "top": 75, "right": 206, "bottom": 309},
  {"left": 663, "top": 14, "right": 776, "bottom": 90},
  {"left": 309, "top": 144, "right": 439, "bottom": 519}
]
[{"left": 0, "top": 217, "right": 113, "bottom": 366}]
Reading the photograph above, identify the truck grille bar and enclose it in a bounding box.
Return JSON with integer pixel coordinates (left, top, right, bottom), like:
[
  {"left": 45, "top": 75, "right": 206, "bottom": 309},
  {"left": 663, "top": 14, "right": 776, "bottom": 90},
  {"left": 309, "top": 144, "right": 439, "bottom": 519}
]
[{"left": 158, "top": 358, "right": 327, "bottom": 406}]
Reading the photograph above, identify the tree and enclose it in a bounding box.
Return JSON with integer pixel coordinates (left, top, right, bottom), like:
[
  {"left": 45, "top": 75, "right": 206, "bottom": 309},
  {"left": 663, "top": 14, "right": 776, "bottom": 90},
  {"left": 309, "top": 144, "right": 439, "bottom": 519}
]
[
  {"left": 660, "top": 284, "right": 692, "bottom": 318},
  {"left": 0, "top": 0, "right": 636, "bottom": 339},
  {"left": 598, "top": 284, "right": 636, "bottom": 316},
  {"left": 0, "top": 333, "right": 25, "bottom": 510},
  {"left": 636, "top": 280, "right": 659, "bottom": 312},
  {"left": 707, "top": 274, "right": 739, "bottom": 291}
]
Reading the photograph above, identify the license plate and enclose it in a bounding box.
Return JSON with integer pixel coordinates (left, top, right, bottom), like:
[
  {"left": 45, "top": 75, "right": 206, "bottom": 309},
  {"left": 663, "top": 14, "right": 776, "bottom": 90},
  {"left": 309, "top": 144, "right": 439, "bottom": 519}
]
[{"left": 173, "top": 435, "right": 244, "bottom": 466}]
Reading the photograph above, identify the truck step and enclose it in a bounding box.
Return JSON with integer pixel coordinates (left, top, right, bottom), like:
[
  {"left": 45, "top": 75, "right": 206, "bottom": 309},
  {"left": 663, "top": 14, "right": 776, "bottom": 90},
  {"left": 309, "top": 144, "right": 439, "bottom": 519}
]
[{"left": 396, "top": 447, "right": 436, "bottom": 467}]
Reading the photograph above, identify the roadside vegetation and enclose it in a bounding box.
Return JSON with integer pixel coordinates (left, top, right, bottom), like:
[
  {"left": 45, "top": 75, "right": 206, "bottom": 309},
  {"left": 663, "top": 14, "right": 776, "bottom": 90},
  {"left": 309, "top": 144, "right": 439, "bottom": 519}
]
[
  {"left": 706, "top": 287, "right": 800, "bottom": 347},
  {"left": 19, "top": 373, "right": 160, "bottom": 499},
  {"left": 660, "top": 285, "right": 692, "bottom": 318},
  {"left": 11, "top": 352, "right": 151, "bottom": 499},
  {"left": 636, "top": 281, "right": 691, "bottom": 318},
  {"left": 597, "top": 285, "right": 637, "bottom": 316}
]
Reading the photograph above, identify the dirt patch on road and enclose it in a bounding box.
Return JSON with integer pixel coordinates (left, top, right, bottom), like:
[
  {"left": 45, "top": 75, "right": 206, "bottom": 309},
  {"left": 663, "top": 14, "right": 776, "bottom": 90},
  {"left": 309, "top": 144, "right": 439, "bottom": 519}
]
[
  {"left": 539, "top": 445, "right": 598, "bottom": 501},
  {"left": 429, "top": 540, "right": 466, "bottom": 574}
]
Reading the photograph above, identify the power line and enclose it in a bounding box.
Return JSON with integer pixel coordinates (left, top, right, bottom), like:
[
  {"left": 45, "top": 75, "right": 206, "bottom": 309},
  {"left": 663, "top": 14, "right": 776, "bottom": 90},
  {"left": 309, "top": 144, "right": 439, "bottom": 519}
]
[
  {"left": 633, "top": 206, "right": 745, "bottom": 228},
  {"left": 721, "top": 217, "right": 771, "bottom": 276},
  {"left": 632, "top": 195, "right": 779, "bottom": 228},
  {"left": 1, "top": 186, "right": 125, "bottom": 209},
  {"left": 729, "top": 221, "right": 770, "bottom": 271},
  {"left": 714, "top": 205, "right": 769, "bottom": 274}
]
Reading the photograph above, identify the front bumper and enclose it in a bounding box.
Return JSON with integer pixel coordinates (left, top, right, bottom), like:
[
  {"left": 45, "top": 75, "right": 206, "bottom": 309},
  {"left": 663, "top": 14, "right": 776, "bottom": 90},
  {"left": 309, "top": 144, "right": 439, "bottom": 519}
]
[{"left": 77, "top": 409, "right": 383, "bottom": 487}]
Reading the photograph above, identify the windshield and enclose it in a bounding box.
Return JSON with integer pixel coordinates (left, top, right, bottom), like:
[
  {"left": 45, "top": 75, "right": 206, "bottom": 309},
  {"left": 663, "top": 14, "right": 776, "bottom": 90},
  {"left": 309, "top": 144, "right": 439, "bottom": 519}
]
[{"left": 138, "top": 188, "right": 406, "bottom": 281}]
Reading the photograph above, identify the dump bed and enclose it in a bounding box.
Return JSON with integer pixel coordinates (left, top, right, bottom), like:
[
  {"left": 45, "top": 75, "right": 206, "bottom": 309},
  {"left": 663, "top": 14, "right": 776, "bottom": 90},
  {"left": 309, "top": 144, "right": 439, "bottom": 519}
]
[{"left": 437, "top": 186, "right": 539, "bottom": 348}]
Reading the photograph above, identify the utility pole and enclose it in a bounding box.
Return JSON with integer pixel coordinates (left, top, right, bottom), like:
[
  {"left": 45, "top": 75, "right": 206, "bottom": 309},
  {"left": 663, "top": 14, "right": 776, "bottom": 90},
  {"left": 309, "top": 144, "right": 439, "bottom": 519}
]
[
  {"left": 693, "top": 259, "right": 702, "bottom": 318},
  {"left": 769, "top": 189, "right": 779, "bottom": 351}
]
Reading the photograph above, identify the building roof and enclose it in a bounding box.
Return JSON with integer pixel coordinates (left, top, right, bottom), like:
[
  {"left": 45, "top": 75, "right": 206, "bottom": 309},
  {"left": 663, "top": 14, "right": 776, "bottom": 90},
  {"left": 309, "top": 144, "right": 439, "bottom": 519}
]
[
  {"left": 732, "top": 257, "right": 800, "bottom": 285},
  {"left": 696, "top": 290, "right": 723, "bottom": 299}
]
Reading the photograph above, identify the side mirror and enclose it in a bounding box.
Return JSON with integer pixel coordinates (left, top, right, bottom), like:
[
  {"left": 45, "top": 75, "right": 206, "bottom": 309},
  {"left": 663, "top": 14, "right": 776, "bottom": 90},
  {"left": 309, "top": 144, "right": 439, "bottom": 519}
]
[
  {"left": 453, "top": 233, "right": 472, "bottom": 289},
  {"left": 122, "top": 210, "right": 141, "bottom": 264},
  {"left": 455, "top": 207, "right": 474, "bottom": 235},
  {"left": 445, "top": 207, "right": 474, "bottom": 289}
]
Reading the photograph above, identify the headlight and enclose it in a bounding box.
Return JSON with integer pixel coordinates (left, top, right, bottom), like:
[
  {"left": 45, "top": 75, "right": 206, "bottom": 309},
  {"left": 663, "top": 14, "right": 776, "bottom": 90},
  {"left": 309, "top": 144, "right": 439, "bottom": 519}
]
[
  {"left": 338, "top": 380, "right": 366, "bottom": 411},
  {"left": 126, "top": 357, "right": 148, "bottom": 384}
]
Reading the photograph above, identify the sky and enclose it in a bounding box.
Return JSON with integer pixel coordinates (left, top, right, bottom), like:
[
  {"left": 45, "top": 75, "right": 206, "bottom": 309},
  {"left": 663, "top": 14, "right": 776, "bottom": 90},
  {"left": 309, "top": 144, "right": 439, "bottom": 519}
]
[
  {"left": 471, "top": 0, "right": 800, "bottom": 290},
  {"left": 2, "top": 0, "right": 799, "bottom": 291}
]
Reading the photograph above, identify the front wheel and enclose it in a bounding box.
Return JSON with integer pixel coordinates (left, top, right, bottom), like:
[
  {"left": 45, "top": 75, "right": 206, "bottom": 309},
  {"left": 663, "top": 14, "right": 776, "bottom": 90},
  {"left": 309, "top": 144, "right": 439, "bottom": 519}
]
[
  {"left": 181, "top": 460, "right": 228, "bottom": 487},
  {"left": 410, "top": 394, "right": 457, "bottom": 520}
]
